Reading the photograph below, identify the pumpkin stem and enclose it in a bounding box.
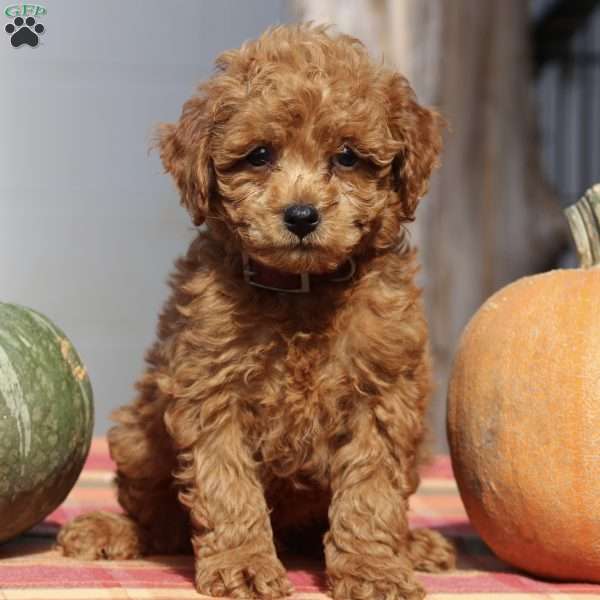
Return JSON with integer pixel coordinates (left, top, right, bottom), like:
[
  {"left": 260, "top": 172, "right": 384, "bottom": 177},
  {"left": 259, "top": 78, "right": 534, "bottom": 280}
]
[{"left": 564, "top": 184, "right": 600, "bottom": 268}]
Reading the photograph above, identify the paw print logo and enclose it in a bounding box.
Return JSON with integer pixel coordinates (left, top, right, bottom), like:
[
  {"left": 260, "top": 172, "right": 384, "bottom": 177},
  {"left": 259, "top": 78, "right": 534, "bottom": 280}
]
[{"left": 5, "top": 16, "right": 44, "bottom": 47}]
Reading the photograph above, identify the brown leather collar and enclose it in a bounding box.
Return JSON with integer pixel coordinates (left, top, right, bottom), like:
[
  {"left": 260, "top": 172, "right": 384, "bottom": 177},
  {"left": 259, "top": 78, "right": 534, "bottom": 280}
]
[{"left": 242, "top": 253, "right": 356, "bottom": 293}]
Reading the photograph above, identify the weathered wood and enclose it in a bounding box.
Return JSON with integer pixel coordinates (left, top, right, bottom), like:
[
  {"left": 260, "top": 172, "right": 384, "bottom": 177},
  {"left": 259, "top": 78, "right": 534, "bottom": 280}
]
[{"left": 296, "top": 0, "right": 568, "bottom": 449}]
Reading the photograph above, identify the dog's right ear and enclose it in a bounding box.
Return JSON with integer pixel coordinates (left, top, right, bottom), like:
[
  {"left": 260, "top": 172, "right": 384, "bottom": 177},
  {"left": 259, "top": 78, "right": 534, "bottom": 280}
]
[{"left": 156, "top": 96, "right": 212, "bottom": 226}]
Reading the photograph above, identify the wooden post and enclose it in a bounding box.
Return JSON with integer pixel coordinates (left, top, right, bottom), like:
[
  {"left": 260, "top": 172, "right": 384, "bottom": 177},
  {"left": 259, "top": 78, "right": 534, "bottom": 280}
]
[{"left": 295, "top": 0, "right": 568, "bottom": 450}]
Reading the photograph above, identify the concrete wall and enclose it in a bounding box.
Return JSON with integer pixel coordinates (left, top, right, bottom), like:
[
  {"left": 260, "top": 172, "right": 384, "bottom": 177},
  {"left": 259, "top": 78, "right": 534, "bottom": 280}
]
[{"left": 0, "top": 0, "right": 288, "bottom": 433}]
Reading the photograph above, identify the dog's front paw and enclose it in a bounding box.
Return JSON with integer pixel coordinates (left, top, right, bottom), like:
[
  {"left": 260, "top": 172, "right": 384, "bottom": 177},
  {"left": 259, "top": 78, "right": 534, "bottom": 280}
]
[
  {"left": 329, "top": 572, "right": 425, "bottom": 600},
  {"left": 196, "top": 552, "right": 293, "bottom": 599},
  {"left": 327, "top": 552, "right": 425, "bottom": 600},
  {"left": 57, "top": 511, "right": 147, "bottom": 560}
]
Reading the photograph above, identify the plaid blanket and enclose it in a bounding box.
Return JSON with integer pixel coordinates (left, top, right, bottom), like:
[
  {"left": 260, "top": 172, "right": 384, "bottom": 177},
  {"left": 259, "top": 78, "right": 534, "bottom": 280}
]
[{"left": 1, "top": 438, "right": 599, "bottom": 599}]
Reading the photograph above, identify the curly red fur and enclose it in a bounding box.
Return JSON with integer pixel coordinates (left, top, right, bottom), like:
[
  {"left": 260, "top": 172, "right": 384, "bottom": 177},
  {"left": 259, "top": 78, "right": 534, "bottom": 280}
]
[{"left": 57, "top": 24, "right": 454, "bottom": 600}]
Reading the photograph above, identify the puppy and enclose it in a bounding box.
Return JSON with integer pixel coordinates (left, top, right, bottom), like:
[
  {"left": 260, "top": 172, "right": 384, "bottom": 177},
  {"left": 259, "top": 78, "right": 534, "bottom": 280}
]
[{"left": 58, "top": 24, "right": 455, "bottom": 600}]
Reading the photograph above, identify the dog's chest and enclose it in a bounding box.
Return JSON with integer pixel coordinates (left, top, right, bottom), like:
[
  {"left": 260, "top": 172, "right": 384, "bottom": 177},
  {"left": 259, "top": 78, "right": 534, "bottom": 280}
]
[{"left": 242, "top": 328, "right": 344, "bottom": 482}]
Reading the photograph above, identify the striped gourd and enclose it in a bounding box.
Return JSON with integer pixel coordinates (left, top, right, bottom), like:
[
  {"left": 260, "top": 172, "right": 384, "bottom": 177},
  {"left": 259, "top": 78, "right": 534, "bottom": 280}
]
[{"left": 0, "top": 303, "right": 93, "bottom": 543}]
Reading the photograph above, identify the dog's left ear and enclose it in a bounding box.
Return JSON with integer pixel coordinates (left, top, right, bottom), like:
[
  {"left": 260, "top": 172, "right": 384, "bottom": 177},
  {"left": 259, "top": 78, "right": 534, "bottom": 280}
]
[
  {"left": 387, "top": 74, "right": 444, "bottom": 220},
  {"left": 156, "top": 95, "right": 213, "bottom": 226}
]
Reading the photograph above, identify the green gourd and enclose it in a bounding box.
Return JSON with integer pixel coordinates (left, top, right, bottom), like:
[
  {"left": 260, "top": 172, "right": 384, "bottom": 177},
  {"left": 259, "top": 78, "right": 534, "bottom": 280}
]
[{"left": 0, "top": 303, "right": 93, "bottom": 543}]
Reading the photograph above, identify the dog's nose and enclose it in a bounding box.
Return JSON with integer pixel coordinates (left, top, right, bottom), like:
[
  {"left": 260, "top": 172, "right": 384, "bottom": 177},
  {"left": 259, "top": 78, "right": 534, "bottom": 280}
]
[{"left": 283, "top": 204, "right": 320, "bottom": 238}]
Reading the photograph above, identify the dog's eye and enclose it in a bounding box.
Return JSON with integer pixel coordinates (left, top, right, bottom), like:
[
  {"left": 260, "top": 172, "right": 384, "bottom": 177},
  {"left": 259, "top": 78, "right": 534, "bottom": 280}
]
[
  {"left": 333, "top": 146, "right": 359, "bottom": 169},
  {"left": 246, "top": 146, "right": 272, "bottom": 167}
]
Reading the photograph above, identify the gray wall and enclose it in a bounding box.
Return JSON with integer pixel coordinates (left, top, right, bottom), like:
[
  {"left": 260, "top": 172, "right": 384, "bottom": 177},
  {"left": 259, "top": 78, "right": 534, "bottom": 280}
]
[{"left": 1, "top": 0, "right": 287, "bottom": 433}]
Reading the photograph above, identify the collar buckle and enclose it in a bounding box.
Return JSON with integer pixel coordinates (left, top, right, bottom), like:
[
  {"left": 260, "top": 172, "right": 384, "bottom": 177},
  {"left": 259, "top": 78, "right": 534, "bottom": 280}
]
[{"left": 242, "top": 254, "right": 311, "bottom": 293}]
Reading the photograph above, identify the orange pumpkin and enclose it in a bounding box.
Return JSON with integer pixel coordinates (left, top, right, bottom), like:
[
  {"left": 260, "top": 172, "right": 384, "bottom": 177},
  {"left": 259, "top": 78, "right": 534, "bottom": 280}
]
[{"left": 447, "top": 184, "right": 600, "bottom": 582}]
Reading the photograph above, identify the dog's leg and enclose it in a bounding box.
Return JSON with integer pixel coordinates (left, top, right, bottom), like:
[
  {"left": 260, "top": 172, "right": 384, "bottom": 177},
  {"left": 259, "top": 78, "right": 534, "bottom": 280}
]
[
  {"left": 172, "top": 416, "right": 292, "bottom": 599},
  {"left": 58, "top": 380, "right": 190, "bottom": 559},
  {"left": 324, "top": 410, "right": 426, "bottom": 600}
]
